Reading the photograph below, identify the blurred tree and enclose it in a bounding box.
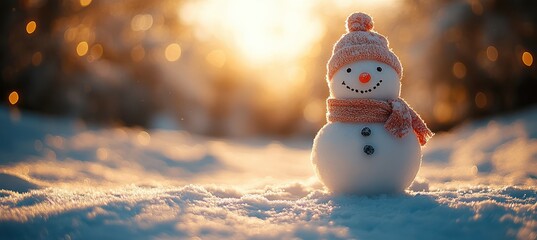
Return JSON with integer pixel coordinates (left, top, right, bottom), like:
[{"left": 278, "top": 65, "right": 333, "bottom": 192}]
[
  {"left": 0, "top": 0, "right": 184, "bottom": 127},
  {"left": 7, "top": 0, "right": 535, "bottom": 136},
  {"left": 0, "top": 0, "right": 326, "bottom": 136},
  {"left": 398, "top": 0, "right": 537, "bottom": 131}
]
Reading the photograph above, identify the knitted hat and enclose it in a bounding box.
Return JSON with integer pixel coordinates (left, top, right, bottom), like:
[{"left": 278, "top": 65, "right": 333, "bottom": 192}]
[{"left": 327, "top": 12, "right": 403, "bottom": 80}]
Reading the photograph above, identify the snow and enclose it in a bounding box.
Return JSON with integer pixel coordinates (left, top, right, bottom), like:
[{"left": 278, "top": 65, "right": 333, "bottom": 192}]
[{"left": 1, "top": 106, "right": 536, "bottom": 239}]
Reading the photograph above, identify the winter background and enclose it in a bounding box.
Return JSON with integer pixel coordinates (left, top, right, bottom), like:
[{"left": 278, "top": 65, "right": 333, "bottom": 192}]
[{"left": 1, "top": 0, "right": 537, "bottom": 239}]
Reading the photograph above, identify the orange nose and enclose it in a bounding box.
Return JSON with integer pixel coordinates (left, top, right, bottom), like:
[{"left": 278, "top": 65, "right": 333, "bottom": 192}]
[{"left": 359, "top": 72, "right": 371, "bottom": 83}]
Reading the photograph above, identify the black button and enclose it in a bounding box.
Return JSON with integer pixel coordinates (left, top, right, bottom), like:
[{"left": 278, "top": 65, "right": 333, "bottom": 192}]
[
  {"left": 361, "top": 127, "right": 371, "bottom": 137},
  {"left": 363, "top": 145, "right": 375, "bottom": 155}
]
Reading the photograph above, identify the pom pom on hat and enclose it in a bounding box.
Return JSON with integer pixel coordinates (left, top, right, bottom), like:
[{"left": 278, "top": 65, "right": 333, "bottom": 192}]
[{"left": 346, "top": 12, "right": 373, "bottom": 32}]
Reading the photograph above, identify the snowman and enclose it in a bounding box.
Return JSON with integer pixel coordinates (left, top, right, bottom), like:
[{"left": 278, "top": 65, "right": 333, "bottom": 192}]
[{"left": 311, "top": 12, "right": 433, "bottom": 195}]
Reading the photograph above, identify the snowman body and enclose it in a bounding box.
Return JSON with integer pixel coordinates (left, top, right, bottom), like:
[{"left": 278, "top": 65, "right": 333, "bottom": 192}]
[
  {"left": 312, "top": 60, "right": 422, "bottom": 195},
  {"left": 312, "top": 122, "right": 420, "bottom": 195}
]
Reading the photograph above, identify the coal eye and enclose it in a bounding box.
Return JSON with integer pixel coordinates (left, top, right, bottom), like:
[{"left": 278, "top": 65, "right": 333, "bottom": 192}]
[
  {"left": 346, "top": 68, "right": 351, "bottom": 73},
  {"left": 377, "top": 67, "right": 382, "bottom": 72}
]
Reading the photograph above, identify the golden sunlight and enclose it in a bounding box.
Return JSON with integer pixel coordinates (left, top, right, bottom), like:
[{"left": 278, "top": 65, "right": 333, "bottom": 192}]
[
  {"left": 206, "top": 49, "right": 227, "bottom": 68},
  {"left": 178, "top": 0, "right": 398, "bottom": 95},
  {"left": 180, "top": 0, "right": 323, "bottom": 65}
]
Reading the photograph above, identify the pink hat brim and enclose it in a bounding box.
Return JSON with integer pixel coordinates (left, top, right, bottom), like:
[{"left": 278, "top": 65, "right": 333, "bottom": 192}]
[{"left": 327, "top": 44, "right": 403, "bottom": 80}]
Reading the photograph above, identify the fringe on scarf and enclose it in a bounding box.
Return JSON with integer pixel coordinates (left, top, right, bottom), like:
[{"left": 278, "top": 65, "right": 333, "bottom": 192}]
[{"left": 327, "top": 98, "right": 434, "bottom": 145}]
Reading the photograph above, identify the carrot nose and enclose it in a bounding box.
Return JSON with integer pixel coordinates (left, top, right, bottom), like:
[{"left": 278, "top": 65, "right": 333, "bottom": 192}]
[{"left": 359, "top": 72, "right": 371, "bottom": 83}]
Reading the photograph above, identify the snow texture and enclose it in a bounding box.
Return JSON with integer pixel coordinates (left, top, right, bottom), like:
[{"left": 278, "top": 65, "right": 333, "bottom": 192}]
[{"left": 1, "top": 106, "right": 537, "bottom": 239}]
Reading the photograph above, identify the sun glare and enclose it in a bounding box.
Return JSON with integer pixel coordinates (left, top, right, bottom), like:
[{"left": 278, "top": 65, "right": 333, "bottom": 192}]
[
  {"left": 180, "top": 0, "right": 323, "bottom": 66},
  {"left": 178, "top": 0, "right": 399, "bottom": 95}
]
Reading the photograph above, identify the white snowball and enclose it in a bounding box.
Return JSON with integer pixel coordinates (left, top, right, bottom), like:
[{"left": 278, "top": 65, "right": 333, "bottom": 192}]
[{"left": 312, "top": 122, "right": 421, "bottom": 195}]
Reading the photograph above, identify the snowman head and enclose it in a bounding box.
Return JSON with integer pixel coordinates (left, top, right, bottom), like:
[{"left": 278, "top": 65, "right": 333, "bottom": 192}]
[
  {"left": 330, "top": 60, "right": 400, "bottom": 100},
  {"left": 326, "top": 12, "right": 403, "bottom": 100}
]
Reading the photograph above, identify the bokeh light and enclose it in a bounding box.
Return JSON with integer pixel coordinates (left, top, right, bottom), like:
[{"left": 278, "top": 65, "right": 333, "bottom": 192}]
[
  {"left": 165, "top": 43, "right": 181, "bottom": 62},
  {"left": 131, "top": 45, "right": 145, "bottom": 62},
  {"left": 206, "top": 50, "right": 226, "bottom": 68},
  {"left": 137, "top": 131, "right": 151, "bottom": 146},
  {"left": 31, "top": 52, "right": 42, "bottom": 66},
  {"left": 433, "top": 102, "right": 453, "bottom": 124},
  {"left": 25, "top": 21, "right": 36, "bottom": 34},
  {"left": 475, "top": 92, "right": 488, "bottom": 109},
  {"left": 80, "top": 0, "right": 92, "bottom": 7},
  {"left": 486, "top": 46, "right": 498, "bottom": 62},
  {"left": 131, "top": 14, "right": 153, "bottom": 31},
  {"left": 522, "top": 51, "right": 533, "bottom": 67},
  {"left": 303, "top": 100, "right": 324, "bottom": 124},
  {"left": 76, "top": 41, "right": 89, "bottom": 56},
  {"left": 452, "top": 62, "right": 466, "bottom": 79},
  {"left": 8, "top": 91, "right": 19, "bottom": 105},
  {"left": 2, "top": 0, "right": 536, "bottom": 135},
  {"left": 88, "top": 44, "right": 103, "bottom": 62}
]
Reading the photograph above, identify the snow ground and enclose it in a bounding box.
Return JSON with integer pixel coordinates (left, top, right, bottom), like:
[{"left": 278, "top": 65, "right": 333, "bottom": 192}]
[{"left": 0, "top": 106, "right": 536, "bottom": 239}]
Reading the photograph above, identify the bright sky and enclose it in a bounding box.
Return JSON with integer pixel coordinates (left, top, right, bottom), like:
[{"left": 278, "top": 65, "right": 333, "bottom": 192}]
[
  {"left": 180, "top": 0, "right": 320, "bottom": 65},
  {"left": 178, "top": 0, "right": 400, "bottom": 98},
  {"left": 180, "top": 0, "right": 399, "bottom": 66}
]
